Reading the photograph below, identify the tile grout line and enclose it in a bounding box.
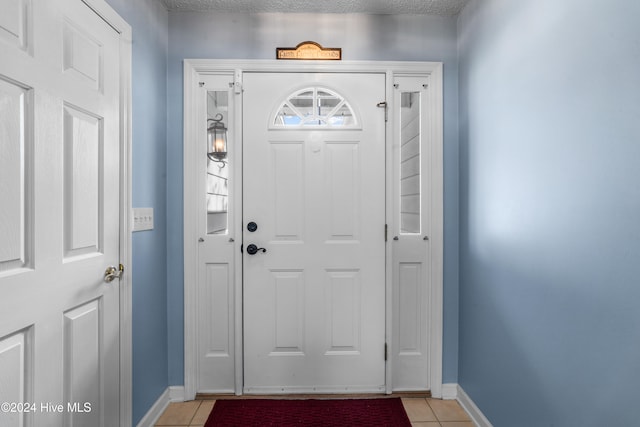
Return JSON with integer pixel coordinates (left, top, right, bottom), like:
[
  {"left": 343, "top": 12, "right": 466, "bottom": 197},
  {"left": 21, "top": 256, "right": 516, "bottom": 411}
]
[
  {"left": 427, "top": 399, "right": 442, "bottom": 423},
  {"left": 188, "top": 400, "right": 202, "bottom": 426},
  {"left": 426, "top": 398, "right": 473, "bottom": 425}
]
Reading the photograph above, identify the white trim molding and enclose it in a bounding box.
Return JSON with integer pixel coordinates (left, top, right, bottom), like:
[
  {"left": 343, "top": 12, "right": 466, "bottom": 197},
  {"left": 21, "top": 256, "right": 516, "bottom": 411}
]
[
  {"left": 169, "top": 385, "right": 186, "bottom": 402},
  {"left": 135, "top": 386, "right": 185, "bottom": 427},
  {"left": 427, "top": 63, "right": 444, "bottom": 399},
  {"left": 135, "top": 388, "right": 170, "bottom": 427},
  {"left": 441, "top": 383, "right": 459, "bottom": 400},
  {"left": 82, "top": 1, "right": 133, "bottom": 426},
  {"left": 455, "top": 384, "right": 494, "bottom": 427},
  {"left": 183, "top": 58, "right": 200, "bottom": 402}
]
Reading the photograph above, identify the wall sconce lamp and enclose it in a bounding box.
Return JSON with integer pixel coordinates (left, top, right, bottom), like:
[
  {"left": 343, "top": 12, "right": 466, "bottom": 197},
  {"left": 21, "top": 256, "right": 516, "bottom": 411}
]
[{"left": 207, "top": 113, "right": 227, "bottom": 167}]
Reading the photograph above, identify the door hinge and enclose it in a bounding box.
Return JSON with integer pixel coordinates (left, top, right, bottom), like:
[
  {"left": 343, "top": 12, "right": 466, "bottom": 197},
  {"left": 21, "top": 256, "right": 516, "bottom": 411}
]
[
  {"left": 385, "top": 224, "right": 388, "bottom": 242},
  {"left": 377, "top": 101, "right": 388, "bottom": 122},
  {"left": 234, "top": 70, "right": 242, "bottom": 94},
  {"left": 384, "top": 343, "right": 388, "bottom": 361}
]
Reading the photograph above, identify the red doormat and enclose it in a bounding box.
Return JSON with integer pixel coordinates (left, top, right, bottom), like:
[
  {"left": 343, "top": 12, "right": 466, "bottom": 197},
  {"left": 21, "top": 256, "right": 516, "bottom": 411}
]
[{"left": 204, "top": 398, "right": 412, "bottom": 426}]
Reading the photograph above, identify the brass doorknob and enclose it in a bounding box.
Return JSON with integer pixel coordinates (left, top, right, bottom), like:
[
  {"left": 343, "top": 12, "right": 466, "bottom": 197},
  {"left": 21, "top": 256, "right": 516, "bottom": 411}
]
[{"left": 104, "top": 264, "right": 124, "bottom": 283}]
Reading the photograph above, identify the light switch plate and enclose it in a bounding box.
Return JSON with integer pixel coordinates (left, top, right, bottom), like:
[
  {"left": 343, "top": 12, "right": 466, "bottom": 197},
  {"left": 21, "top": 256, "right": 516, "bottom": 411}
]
[{"left": 133, "top": 208, "right": 154, "bottom": 231}]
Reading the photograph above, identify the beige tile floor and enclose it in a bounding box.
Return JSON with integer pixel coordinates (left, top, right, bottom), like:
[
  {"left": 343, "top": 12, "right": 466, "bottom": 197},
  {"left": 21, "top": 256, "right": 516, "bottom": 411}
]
[{"left": 154, "top": 397, "right": 474, "bottom": 427}]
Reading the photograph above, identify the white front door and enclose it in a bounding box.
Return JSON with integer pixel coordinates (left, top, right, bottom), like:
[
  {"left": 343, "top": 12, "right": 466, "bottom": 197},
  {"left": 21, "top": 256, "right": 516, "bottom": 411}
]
[
  {"left": 243, "top": 72, "right": 386, "bottom": 393},
  {"left": 0, "top": 1, "right": 122, "bottom": 426}
]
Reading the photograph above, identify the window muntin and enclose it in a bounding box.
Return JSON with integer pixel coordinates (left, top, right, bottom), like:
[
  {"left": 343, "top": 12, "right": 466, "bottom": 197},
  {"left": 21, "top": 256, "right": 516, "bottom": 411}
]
[{"left": 273, "top": 86, "right": 358, "bottom": 128}]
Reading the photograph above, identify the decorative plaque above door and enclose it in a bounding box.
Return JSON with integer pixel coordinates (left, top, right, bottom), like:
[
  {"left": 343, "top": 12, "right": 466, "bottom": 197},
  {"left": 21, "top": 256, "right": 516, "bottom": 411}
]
[{"left": 276, "top": 41, "right": 342, "bottom": 60}]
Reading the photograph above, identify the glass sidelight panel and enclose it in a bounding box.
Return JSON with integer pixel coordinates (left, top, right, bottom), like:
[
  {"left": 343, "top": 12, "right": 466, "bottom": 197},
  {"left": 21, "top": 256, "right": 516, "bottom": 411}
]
[
  {"left": 400, "top": 92, "right": 421, "bottom": 234},
  {"left": 207, "top": 90, "right": 229, "bottom": 234}
]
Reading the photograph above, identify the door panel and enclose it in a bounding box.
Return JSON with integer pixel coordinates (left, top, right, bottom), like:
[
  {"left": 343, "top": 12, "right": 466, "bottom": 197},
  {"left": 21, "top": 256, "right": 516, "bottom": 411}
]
[
  {"left": 0, "top": 76, "right": 29, "bottom": 272},
  {"left": 243, "top": 72, "right": 386, "bottom": 393},
  {"left": 0, "top": 1, "right": 121, "bottom": 425},
  {"left": 63, "top": 300, "right": 102, "bottom": 426},
  {"left": 195, "top": 76, "right": 237, "bottom": 393},
  {"left": 0, "top": 0, "right": 28, "bottom": 50},
  {"left": 63, "top": 104, "right": 102, "bottom": 257}
]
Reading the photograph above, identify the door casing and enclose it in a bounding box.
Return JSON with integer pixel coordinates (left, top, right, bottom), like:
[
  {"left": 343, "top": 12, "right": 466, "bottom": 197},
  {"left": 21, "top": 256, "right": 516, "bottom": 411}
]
[
  {"left": 82, "top": 1, "right": 133, "bottom": 425},
  {"left": 183, "top": 59, "right": 444, "bottom": 400}
]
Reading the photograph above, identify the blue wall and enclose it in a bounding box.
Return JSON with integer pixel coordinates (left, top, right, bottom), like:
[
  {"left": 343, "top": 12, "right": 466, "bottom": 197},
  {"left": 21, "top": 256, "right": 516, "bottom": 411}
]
[
  {"left": 91, "top": 1, "right": 640, "bottom": 424},
  {"left": 457, "top": 0, "right": 640, "bottom": 425},
  {"left": 104, "top": 0, "right": 169, "bottom": 425},
  {"left": 166, "top": 12, "right": 461, "bottom": 386}
]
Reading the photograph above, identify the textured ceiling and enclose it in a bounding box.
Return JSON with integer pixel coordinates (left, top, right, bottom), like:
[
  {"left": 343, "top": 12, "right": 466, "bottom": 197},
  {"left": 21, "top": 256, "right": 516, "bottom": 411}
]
[{"left": 160, "top": 0, "right": 470, "bottom": 16}]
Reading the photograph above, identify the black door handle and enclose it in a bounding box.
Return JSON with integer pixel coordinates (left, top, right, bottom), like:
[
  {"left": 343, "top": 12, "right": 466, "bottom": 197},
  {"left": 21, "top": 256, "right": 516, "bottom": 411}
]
[{"left": 246, "top": 244, "right": 267, "bottom": 255}]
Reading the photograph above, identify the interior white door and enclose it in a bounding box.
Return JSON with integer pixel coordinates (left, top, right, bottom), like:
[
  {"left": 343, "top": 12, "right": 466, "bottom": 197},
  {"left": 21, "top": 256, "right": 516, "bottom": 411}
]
[
  {"left": 243, "top": 72, "right": 386, "bottom": 393},
  {"left": 0, "top": 1, "right": 121, "bottom": 426}
]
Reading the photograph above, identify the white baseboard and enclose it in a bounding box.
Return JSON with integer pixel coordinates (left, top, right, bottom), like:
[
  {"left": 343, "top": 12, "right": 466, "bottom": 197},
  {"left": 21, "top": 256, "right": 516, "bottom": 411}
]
[
  {"left": 136, "top": 386, "right": 186, "bottom": 427},
  {"left": 169, "top": 385, "right": 186, "bottom": 402},
  {"left": 455, "top": 385, "right": 493, "bottom": 427},
  {"left": 441, "top": 383, "right": 459, "bottom": 400}
]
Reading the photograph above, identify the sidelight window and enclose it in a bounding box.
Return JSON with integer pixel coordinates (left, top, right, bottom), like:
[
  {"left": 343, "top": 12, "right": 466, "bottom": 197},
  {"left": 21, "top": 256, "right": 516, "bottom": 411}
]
[
  {"left": 206, "top": 90, "right": 229, "bottom": 234},
  {"left": 400, "top": 91, "right": 421, "bottom": 234}
]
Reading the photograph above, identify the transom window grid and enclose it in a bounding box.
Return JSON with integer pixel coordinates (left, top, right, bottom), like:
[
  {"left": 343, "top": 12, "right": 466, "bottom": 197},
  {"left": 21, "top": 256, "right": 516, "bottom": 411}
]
[{"left": 272, "top": 87, "right": 359, "bottom": 128}]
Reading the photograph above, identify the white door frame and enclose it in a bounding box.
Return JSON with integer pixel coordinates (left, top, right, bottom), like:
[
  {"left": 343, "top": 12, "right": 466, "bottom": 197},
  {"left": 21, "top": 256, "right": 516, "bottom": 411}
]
[
  {"left": 81, "top": 1, "right": 133, "bottom": 425},
  {"left": 183, "top": 59, "right": 443, "bottom": 400}
]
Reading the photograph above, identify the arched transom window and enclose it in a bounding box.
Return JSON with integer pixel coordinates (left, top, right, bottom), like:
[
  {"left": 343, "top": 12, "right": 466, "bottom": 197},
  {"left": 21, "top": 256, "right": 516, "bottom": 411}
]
[{"left": 272, "top": 86, "right": 359, "bottom": 128}]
